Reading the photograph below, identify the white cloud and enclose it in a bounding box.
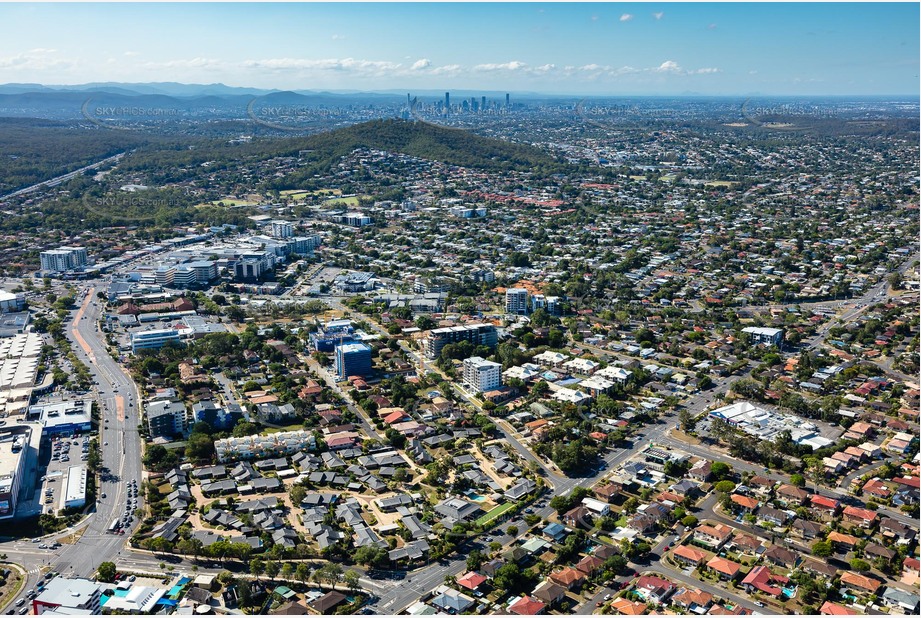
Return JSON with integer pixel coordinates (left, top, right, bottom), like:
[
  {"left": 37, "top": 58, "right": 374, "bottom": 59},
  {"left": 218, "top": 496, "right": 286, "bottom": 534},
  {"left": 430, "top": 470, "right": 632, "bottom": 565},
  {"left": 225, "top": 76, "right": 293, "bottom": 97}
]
[
  {"left": 240, "top": 57, "right": 401, "bottom": 75},
  {"left": 534, "top": 63, "right": 556, "bottom": 73},
  {"left": 145, "top": 57, "right": 222, "bottom": 70},
  {"left": 620, "top": 13, "right": 633, "bottom": 22},
  {"left": 430, "top": 64, "right": 462, "bottom": 76},
  {"left": 123, "top": 51, "right": 140, "bottom": 57},
  {"left": 331, "top": 34, "right": 346, "bottom": 40},
  {"left": 654, "top": 60, "right": 682, "bottom": 73},
  {"left": 29, "top": 48, "right": 57, "bottom": 54},
  {"left": 708, "top": 23, "right": 718, "bottom": 30},
  {"left": 653, "top": 12, "right": 664, "bottom": 20},
  {"left": 410, "top": 58, "right": 431, "bottom": 71},
  {"left": 473, "top": 60, "right": 527, "bottom": 72},
  {"left": 690, "top": 67, "right": 720, "bottom": 74},
  {"left": 0, "top": 50, "right": 72, "bottom": 71}
]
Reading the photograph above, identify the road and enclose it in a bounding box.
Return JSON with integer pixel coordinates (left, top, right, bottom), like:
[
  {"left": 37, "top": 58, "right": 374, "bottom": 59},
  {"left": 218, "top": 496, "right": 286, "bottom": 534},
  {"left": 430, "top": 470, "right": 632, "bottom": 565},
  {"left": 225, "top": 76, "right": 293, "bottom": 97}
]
[
  {"left": 0, "top": 152, "right": 126, "bottom": 201},
  {"left": 0, "top": 285, "right": 143, "bottom": 612}
]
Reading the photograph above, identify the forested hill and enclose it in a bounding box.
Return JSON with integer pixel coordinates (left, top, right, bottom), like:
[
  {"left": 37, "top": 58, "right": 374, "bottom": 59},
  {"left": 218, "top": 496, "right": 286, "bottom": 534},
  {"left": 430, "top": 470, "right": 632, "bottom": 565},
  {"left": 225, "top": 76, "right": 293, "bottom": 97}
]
[
  {"left": 0, "top": 118, "right": 150, "bottom": 195},
  {"left": 303, "top": 119, "right": 559, "bottom": 171},
  {"left": 120, "top": 118, "right": 575, "bottom": 188}
]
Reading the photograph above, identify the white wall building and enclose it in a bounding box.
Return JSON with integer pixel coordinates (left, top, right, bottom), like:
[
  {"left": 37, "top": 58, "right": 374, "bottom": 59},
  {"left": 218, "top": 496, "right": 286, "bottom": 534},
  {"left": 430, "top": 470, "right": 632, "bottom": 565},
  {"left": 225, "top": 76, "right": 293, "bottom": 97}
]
[
  {"left": 505, "top": 288, "right": 530, "bottom": 315},
  {"left": 463, "top": 356, "right": 502, "bottom": 393}
]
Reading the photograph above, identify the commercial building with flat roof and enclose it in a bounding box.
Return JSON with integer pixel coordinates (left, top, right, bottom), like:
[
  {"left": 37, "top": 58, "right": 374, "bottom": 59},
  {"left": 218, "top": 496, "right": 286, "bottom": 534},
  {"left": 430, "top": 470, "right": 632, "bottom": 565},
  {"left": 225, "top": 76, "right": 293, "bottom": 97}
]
[
  {"left": 26, "top": 400, "right": 93, "bottom": 437},
  {"left": 62, "top": 465, "right": 87, "bottom": 510},
  {"left": 131, "top": 328, "right": 181, "bottom": 353},
  {"left": 742, "top": 326, "right": 784, "bottom": 346},
  {"left": 32, "top": 577, "right": 103, "bottom": 615},
  {"left": 0, "top": 290, "right": 25, "bottom": 313},
  {"left": 334, "top": 342, "right": 372, "bottom": 380},
  {"left": 0, "top": 332, "right": 42, "bottom": 416},
  {"left": 0, "top": 426, "right": 31, "bottom": 519}
]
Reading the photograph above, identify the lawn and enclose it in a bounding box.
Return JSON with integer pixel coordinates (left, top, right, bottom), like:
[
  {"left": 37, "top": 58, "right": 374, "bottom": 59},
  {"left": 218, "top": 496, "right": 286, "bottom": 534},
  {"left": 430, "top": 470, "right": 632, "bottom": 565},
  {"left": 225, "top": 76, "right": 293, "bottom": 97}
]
[
  {"left": 281, "top": 188, "right": 342, "bottom": 199},
  {"left": 476, "top": 502, "right": 516, "bottom": 527},
  {"left": 704, "top": 181, "right": 738, "bottom": 188},
  {"left": 323, "top": 195, "right": 363, "bottom": 207},
  {"left": 210, "top": 198, "right": 258, "bottom": 207}
]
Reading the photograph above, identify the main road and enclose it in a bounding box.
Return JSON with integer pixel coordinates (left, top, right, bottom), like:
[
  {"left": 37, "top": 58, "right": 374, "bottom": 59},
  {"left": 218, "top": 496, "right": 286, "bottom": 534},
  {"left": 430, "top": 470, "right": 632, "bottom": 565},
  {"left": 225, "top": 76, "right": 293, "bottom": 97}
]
[{"left": 0, "top": 283, "right": 143, "bottom": 612}]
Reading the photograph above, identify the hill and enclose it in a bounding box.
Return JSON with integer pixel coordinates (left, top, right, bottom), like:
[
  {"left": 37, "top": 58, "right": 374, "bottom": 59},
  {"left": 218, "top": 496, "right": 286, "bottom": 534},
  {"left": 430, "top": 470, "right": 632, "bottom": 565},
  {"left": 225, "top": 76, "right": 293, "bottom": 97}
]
[{"left": 121, "top": 118, "right": 570, "bottom": 188}]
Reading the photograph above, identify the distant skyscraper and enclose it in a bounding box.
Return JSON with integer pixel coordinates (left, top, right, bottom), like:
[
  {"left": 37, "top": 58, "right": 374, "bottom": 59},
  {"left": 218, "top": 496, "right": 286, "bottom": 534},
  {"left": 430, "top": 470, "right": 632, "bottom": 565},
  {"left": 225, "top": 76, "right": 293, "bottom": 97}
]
[
  {"left": 445, "top": 92, "right": 450, "bottom": 115},
  {"left": 505, "top": 93, "right": 510, "bottom": 110},
  {"left": 481, "top": 96, "right": 487, "bottom": 113}
]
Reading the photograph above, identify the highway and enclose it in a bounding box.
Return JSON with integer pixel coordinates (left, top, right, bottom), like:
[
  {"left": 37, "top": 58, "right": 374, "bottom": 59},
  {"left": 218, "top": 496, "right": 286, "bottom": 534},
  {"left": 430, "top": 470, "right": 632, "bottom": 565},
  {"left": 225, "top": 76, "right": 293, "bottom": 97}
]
[{"left": 0, "top": 152, "right": 126, "bottom": 201}]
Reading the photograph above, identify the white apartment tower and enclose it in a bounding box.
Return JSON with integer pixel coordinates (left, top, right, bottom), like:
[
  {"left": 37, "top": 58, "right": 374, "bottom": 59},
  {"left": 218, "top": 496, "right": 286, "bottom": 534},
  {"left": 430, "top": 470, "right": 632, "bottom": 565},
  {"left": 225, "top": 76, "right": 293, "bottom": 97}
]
[
  {"left": 463, "top": 356, "right": 502, "bottom": 393},
  {"left": 506, "top": 287, "right": 530, "bottom": 315}
]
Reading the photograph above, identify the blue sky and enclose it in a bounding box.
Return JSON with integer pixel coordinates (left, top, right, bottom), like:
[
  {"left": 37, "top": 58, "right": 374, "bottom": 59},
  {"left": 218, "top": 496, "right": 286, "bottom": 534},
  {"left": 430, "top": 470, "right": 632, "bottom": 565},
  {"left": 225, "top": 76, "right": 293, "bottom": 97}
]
[{"left": 1, "top": 3, "right": 918, "bottom": 95}]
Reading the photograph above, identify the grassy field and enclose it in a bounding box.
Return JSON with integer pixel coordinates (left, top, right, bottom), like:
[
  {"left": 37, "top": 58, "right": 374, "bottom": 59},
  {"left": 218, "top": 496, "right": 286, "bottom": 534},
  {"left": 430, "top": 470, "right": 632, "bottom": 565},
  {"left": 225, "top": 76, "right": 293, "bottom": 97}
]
[
  {"left": 704, "top": 181, "right": 738, "bottom": 188},
  {"left": 210, "top": 198, "right": 259, "bottom": 207},
  {"left": 476, "top": 502, "right": 517, "bottom": 527},
  {"left": 281, "top": 188, "right": 342, "bottom": 199},
  {"left": 629, "top": 175, "right": 647, "bottom": 181},
  {"left": 323, "top": 195, "right": 362, "bottom": 207}
]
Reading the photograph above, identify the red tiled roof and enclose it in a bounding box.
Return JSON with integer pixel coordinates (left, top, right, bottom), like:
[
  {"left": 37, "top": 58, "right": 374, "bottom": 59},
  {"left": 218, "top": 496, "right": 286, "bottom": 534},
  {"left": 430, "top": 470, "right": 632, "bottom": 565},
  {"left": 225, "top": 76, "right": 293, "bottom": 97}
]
[
  {"left": 706, "top": 557, "right": 741, "bottom": 577},
  {"left": 820, "top": 601, "right": 858, "bottom": 615},
  {"left": 456, "top": 571, "right": 487, "bottom": 590},
  {"left": 810, "top": 495, "right": 840, "bottom": 510},
  {"left": 509, "top": 596, "right": 546, "bottom": 615}
]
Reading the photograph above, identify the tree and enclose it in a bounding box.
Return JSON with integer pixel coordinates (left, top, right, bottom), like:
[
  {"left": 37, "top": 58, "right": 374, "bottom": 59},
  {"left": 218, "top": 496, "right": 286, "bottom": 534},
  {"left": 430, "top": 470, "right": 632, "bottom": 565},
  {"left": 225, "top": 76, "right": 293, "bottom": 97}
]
[
  {"left": 714, "top": 480, "right": 736, "bottom": 494},
  {"left": 507, "top": 525, "right": 519, "bottom": 537},
  {"left": 466, "top": 550, "right": 485, "bottom": 572},
  {"left": 681, "top": 515, "right": 699, "bottom": 527},
  {"left": 295, "top": 563, "right": 310, "bottom": 583},
  {"left": 790, "top": 473, "right": 806, "bottom": 487},
  {"left": 290, "top": 484, "right": 307, "bottom": 506},
  {"left": 710, "top": 461, "right": 731, "bottom": 481},
  {"left": 249, "top": 558, "right": 265, "bottom": 578},
  {"left": 353, "top": 545, "right": 388, "bottom": 567},
  {"left": 493, "top": 563, "right": 524, "bottom": 592},
  {"left": 280, "top": 562, "right": 294, "bottom": 581},
  {"left": 97, "top": 561, "right": 117, "bottom": 583},
  {"left": 265, "top": 560, "right": 280, "bottom": 579},
  {"left": 678, "top": 409, "right": 697, "bottom": 433},
  {"left": 344, "top": 570, "right": 361, "bottom": 592},
  {"left": 849, "top": 558, "right": 871, "bottom": 572},
  {"left": 811, "top": 540, "right": 833, "bottom": 558}
]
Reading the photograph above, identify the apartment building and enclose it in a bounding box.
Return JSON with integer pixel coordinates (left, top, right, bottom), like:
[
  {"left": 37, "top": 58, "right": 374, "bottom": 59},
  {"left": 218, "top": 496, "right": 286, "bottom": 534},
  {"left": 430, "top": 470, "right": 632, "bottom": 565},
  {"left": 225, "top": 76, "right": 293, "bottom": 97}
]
[{"left": 463, "top": 356, "right": 502, "bottom": 393}]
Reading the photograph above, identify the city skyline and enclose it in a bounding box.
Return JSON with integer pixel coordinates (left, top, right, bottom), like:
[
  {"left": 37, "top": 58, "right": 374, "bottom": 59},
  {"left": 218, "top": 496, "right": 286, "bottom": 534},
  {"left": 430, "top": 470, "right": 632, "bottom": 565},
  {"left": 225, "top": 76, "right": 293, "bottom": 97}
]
[{"left": 1, "top": 2, "right": 918, "bottom": 96}]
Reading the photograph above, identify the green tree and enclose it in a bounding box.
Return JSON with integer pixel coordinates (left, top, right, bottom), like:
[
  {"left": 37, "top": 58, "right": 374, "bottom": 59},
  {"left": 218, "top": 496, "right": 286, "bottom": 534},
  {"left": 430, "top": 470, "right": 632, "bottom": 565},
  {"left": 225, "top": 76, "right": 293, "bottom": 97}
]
[
  {"left": 811, "top": 540, "right": 833, "bottom": 558},
  {"left": 678, "top": 409, "right": 697, "bottom": 432},
  {"left": 97, "top": 562, "right": 117, "bottom": 583},
  {"left": 714, "top": 480, "right": 736, "bottom": 494},
  {"left": 344, "top": 570, "right": 361, "bottom": 592},
  {"left": 849, "top": 558, "right": 870, "bottom": 572}
]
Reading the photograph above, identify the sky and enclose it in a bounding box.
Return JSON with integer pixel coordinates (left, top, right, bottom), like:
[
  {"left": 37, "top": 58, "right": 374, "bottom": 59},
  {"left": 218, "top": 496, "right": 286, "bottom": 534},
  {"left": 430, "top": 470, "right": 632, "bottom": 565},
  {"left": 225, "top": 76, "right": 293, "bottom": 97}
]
[{"left": 0, "top": 2, "right": 918, "bottom": 96}]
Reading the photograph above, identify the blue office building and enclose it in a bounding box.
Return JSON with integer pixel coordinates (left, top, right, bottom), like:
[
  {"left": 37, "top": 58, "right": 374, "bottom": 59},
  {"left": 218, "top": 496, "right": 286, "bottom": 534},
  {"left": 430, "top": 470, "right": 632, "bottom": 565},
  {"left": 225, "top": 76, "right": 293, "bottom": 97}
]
[{"left": 334, "top": 342, "right": 372, "bottom": 380}]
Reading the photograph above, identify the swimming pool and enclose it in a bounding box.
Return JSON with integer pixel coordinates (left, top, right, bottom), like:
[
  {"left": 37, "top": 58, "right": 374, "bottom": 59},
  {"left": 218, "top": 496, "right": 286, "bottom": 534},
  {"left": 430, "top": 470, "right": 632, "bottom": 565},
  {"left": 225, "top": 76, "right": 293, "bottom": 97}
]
[
  {"left": 466, "top": 492, "right": 486, "bottom": 502},
  {"left": 781, "top": 586, "right": 797, "bottom": 599},
  {"left": 167, "top": 576, "right": 193, "bottom": 599}
]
